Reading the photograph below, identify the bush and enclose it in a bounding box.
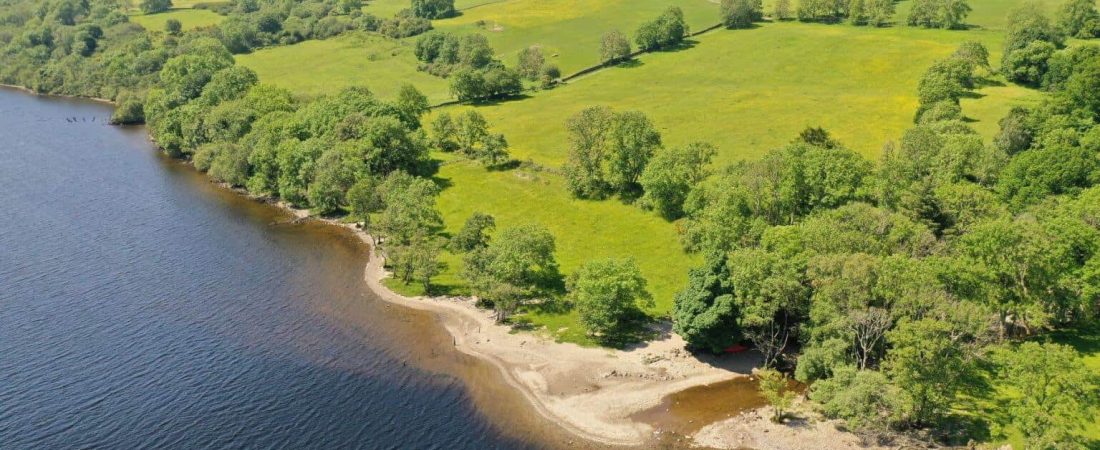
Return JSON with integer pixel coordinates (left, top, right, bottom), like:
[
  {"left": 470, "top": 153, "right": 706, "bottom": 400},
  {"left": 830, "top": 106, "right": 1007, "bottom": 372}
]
[
  {"left": 722, "top": 0, "right": 763, "bottom": 29},
  {"left": 411, "top": 0, "right": 456, "bottom": 19},
  {"left": 634, "top": 7, "right": 688, "bottom": 51},
  {"left": 1002, "top": 40, "right": 1056, "bottom": 86},
  {"left": 140, "top": 0, "right": 172, "bottom": 15},
  {"left": 600, "top": 29, "right": 632, "bottom": 64},
  {"left": 569, "top": 258, "right": 653, "bottom": 343},
  {"left": 110, "top": 93, "right": 145, "bottom": 125}
]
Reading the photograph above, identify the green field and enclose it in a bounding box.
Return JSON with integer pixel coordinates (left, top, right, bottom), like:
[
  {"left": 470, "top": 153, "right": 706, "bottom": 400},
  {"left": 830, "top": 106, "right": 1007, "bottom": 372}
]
[
  {"left": 237, "top": 32, "right": 452, "bottom": 101},
  {"left": 130, "top": 8, "right": 225, "bottom": 32},
  {"left": 246, "top": 1, "right": 1061, "bottom": 353},
  {"left": 440, "top": 21, "right": 1031, "bottom": 167}
]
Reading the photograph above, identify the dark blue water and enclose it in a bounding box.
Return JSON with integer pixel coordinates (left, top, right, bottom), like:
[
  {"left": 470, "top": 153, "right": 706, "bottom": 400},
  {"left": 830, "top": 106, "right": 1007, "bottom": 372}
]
[{"left": 0, "top": 89, "right": 548, "bottom": 449}]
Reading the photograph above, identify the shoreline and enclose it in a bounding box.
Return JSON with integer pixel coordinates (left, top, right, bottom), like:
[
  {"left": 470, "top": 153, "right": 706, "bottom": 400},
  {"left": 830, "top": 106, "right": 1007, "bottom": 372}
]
[
  {"left": 0, "top": 84, "right": 117, "bottom": 106},
  {"left": 3, "top": 84, "right": 872, "bottom": 448},
  {"left": 286, "top": 205, "right": 758, "bottom": 446}
]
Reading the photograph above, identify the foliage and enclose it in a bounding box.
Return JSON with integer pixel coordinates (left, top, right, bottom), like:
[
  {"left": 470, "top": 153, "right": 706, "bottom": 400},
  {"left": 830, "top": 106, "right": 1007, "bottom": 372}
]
[
  {"left": 906, "top": 0, "right": 971, "bottom": 29},
  {"left": 992, "top": 342, "right": 1100, "bottom": 448},
  {"left": 568, "top": 258, "right": 653, "bottom": 343},
  {"left": 562, "top": 106, "right": 662, "bottom": 199},
  {"left": 462, "top": 224, "right": 559, "bottom": 322},
  {"left": 672, "top": 253, "right": 740, "bottom": 353},
  {"left": 722, "top": 0, "right": 763, "bottom": 29},
  {"left": 809, "top": 366, "right": 898, "bottom": 431},
  {"left": 1058, "top": 0, "right": 1100, "bottom": 39},
  {"left": 435, "top": 110, "right": 510, "bottom": 166},
  {"left": 140, "top": 0, "right": 173, "bottom": 15},
  {"left": 516, "top": 46, "right": 545, "bottom": 80},
  {"left": 376, "top": 171, "right": 443, "bottom": 244},
  {"left": 884, "top": 318, "right": 980, "bottom": 426},
  {"left": 450, "top": 212, "right": 496, "bottom": 252},
  {"left": 411, "top": 0, "right": 455, "bottom": 20},
  {"left": 634, "top": 7, "right": 688, "bottom": 51},
  {"left": 638, "top": 141, "right": 716, "bottom": 220},
  {"left": 600, "top": 29, "right": 632, "bottom": 64},
  {"left": 757, "top": 368, "right": 797, "bottom": 422}
]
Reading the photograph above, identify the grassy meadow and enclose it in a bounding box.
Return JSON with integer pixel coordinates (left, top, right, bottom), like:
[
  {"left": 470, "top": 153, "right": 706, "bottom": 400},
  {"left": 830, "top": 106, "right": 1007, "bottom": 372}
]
[
  {"left": 242, "top": 0, "right": 1072, "bottom": 350},
  {"left": 190, "top": 0, "right": 1100, "bottom": 441},
  {"left": 130, "top": 8, "right": 226, "bottom": 31},
  {"left": 237, "top": 32, "right": 452, "bottom": 101}
]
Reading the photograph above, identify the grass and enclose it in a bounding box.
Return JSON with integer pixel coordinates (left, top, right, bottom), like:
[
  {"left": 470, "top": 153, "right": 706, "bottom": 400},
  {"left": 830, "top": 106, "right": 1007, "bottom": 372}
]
[
  {"left": 237, "top": 32, "right": 452, "bottom": 102},
  {"left": 385, "top": 153, "right": 700, "bottom": 345},
  {"left": 129, "top": 8, "right": 225, "bottom": 32},
  {"left": 423, "top": 0, "right": 722, "bottom": 75},
  {"left": 244, "top": 0, "right": 1063, "bottom": 347},
  {"left": 439, "top": 20, "right": 1033, "bottom": 167}
]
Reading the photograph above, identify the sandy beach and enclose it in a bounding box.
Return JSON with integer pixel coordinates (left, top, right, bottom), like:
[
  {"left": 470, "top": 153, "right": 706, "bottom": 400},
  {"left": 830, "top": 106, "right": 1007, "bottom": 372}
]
[
  {"left": 264, "top": 194, "right": 890, "bottom": 449},
  {"left": 347, "top": 224, "right": 757, "bottom": 446}
]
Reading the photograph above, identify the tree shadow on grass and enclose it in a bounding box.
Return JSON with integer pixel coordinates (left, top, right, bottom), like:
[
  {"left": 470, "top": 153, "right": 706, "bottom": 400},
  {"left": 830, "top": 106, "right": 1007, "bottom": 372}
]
[
  {"left": 486, "top": 159, "right": 521, "bottom": 172},
  {"left": 654, "top": 39, "right": 699, "bottom": 54},
  {"left": 960, "top": 90, "right": 986, "bottom": 100},
  {"left": 974, "top": 77, "right": 1006, "bottom": 89},
  {"left": 615, "top": 59, "right": 646, "bottom": 69},
  {"left": 596, "top": 316, "right": 663, "bottom": 349},
  {"left": 471, "top": 93, "right": 534, "bottom": 107}
]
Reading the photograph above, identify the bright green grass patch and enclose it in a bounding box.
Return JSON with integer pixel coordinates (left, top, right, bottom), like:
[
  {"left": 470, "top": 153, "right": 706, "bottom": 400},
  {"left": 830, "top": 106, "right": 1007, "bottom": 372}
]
[
  {"left": 421, "top": 156, "right": 699, "bottom": 344},
  {"left": 427, "top": 0, "right": 721, "bottom": 75},
  {"left": 440, "top": 21, "right": 1030, "bottom": 167},
  {"left": 237, "top": 32, "right": 452, "bottom": 101},
  {"left": 130, "top": 9, "right": 225, "bottom": 31}
]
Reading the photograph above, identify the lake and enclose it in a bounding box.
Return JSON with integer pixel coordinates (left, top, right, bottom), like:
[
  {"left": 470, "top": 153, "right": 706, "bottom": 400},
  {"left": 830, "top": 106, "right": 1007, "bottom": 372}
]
[{"left": 0, "top": 88, "right": 568, "bottom": 449}]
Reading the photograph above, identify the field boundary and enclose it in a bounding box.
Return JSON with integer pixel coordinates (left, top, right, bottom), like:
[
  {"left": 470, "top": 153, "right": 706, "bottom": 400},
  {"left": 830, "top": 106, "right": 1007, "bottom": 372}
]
[{"left": 429, "top": 22, "right": 726, "bottom": 108}]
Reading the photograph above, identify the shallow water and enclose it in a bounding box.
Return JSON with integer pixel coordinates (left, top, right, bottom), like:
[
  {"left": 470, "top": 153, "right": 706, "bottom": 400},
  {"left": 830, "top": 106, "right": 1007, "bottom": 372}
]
[{"left": 0, "top": 89, "right": 561, "bottom": 449}]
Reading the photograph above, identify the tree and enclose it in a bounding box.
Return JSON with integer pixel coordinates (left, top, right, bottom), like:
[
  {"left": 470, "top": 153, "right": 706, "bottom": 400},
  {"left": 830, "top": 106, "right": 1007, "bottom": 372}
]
[
  {"left": 516, "top": 46, "right": 545, "bottom": 80},
  {"left": 809, "top": 365, "right": 899, "bottom": 431},
  {"left": 376, "top": 171, "right": 443, "bottom": 244},
  {"left": 1002, "top": 4, "right": 1065, "bottom": 75},
  {"left": 562, "top": 107, "right": 662, "bottom": 199},
  {"left": 346, "top": 177, "right": 379, "bottom": 226},
  {"left": 165, "top": 19, "right": 182, "bottom": 36},
  {"left": 395, "top": 84, "right": 430, "bottom": 126},
  {"left": 462, "top": 224, "right": 558, "bottom": 322},
  {"left": 722, "top": 0, "right": 762, "bottom": 29},
  {"left": 454, "top": 110, "right": 511, "bottom": 166},
  {"left": 431, "top": 112, "right": 459, "bottom": 151},
  {"left": 773, "top": 0, "right": 793, "bottom": 20},
  {"left": 951, "top": 41, "right": 990, "bottom": 70},
  {"left": 639, "top": 141, "right": 716, "bottom": 219},
  {"left": 757, "top": 368, "right": 797, "bottom": 422},
  {"left": 873, "top": 4, "right": 904, "bottom": 27},
  {"left": 606, "top": 110, "right": 661, "bottom": 195},
  {"left": 994, "top": 342, "right": 1099, "bottom": 449},
  {"left": 635, "top": 7, "right": 688, "bottom": 51},
  {"left": 907, "top": 0, "right": 971, "bottom": 29},
  {"left": 884, "top": 318, "right": 978, "bottom": 426},
  {"left": 1002, "top": 40, "right": 1056, "bottom": 86},
  {"left": 450, "top": 212, "right": 496, "bottom": 252},
  {"left": 411, "top": 0, "right": 456, "bottom": 19},
  {"left": 848, "top": 0, "right": 867, "bottom": 25},
  {"left": 729, "top": 247, "right": 807, "bottom": 368},
  {"left": 1058, "top": 0, "right": 1100, "bottom": 38},
  {"left": 410, "top": 233, "right": 444, "bottom": 291},
  {"left": 563, "top": 106, "right": 615, "bottom": 198},
  {"left": 569, "top": 258, "right": 653, "bottom": 343},
  {"left": 994, "top": 106, "right": 1033, "bottom": 154},
  {"left": 600, "top": 30, "right": 632, "bottom": 64},
  {"left": 140, "top": 0, "right": 172, "bottom": 15},
  {"left": 539, "top": 64, "right": 561, "bottom": 89},
  {"left": 673, "top": 253, "right": 741, "bottom": 353}
]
